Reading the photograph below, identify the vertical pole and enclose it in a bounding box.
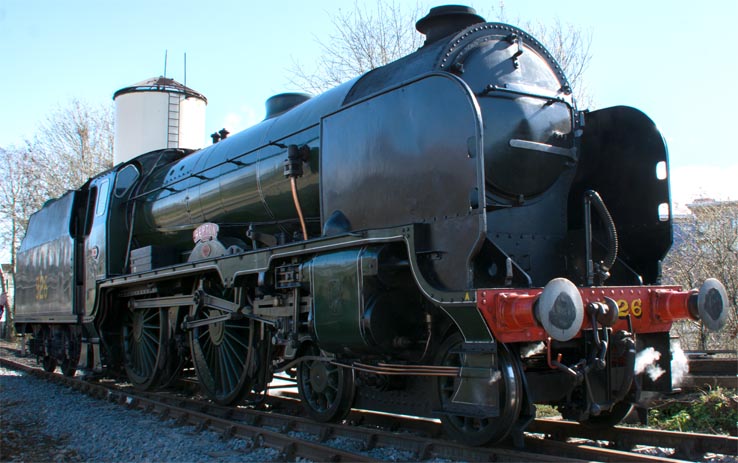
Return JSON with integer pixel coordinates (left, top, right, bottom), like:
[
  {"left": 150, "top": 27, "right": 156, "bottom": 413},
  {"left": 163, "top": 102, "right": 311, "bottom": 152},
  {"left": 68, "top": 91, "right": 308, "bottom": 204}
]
[{"left": 584, "top": 193, "right": 594, "bottom": 286}]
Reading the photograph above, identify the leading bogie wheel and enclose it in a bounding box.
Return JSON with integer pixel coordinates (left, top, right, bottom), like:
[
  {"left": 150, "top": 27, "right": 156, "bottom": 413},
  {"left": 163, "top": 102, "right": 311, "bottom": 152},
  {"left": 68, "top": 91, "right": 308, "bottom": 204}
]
[
  {"left": 435, "top": 332, "right": 523, "bottom": 446},
  {"left": 297, "top": 344, "right": 355, "bottom": 422}
]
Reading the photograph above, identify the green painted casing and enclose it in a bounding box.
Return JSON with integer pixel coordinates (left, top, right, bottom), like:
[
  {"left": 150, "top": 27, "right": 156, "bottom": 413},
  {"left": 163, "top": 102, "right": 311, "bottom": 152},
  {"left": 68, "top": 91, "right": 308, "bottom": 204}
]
[
  {"left": 308, "top": 247, "right": 379, "bottom": 352},
  {"left": 132, "top": 79, "right": 360, "bottom": 247}
]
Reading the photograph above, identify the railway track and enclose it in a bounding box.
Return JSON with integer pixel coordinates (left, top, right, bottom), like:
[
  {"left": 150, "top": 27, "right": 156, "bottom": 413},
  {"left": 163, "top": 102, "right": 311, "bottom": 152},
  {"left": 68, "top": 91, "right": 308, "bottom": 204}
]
[
  {"left": 0, "top": 356, "right": 379, "bottom": 462},
  {"left": 1, "top": 345, "right": 736, "bottom": 462},
  {"left": 527, "top": 419, "right": 737, "bottom": 460}
]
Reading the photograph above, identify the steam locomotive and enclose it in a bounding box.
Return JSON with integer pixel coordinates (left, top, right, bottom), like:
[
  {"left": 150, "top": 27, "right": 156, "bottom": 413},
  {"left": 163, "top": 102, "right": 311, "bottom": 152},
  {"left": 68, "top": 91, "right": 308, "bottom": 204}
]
[{"left": 14, "top": 5, "right": 728, "bottom": 445}]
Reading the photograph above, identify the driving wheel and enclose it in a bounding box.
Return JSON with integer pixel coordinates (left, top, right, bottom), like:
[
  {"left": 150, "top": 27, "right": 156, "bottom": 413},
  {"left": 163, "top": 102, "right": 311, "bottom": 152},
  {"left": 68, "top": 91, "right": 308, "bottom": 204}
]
[
  {"left": 189, "top": 290, "right": 255, "bottom": 405},
  {"left": 122, "top": 306, "right": 168, "bottom": 390}
]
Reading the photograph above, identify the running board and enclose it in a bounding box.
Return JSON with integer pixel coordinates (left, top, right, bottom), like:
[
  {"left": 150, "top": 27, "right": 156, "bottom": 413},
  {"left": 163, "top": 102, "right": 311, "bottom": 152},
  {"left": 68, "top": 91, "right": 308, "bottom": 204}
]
[{"left": 129, "top": 295, "right": 195, "bottom": 310}]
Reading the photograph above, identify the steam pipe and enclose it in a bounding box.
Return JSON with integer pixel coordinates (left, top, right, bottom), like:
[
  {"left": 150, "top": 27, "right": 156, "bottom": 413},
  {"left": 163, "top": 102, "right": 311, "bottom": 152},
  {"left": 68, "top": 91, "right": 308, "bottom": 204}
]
[
  {"left": 584, "top": 190, "right": 618, "bottom": 283},
  {"left": 291, "top": 177, "right": 308, "bottom": 240}
]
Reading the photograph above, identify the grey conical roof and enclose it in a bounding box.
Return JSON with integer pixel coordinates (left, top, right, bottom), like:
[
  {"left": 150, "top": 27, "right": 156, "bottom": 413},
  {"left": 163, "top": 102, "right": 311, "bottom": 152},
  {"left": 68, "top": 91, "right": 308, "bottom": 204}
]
[{"left": 113, "top": 76, "right": 206, "bottom": 102}]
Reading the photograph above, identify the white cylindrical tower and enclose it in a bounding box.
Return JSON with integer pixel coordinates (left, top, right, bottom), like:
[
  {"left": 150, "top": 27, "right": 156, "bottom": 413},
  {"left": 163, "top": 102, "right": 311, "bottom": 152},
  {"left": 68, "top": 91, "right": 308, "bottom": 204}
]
[{"left": 113, "top": 76, "right": 207, "bottom": 165}]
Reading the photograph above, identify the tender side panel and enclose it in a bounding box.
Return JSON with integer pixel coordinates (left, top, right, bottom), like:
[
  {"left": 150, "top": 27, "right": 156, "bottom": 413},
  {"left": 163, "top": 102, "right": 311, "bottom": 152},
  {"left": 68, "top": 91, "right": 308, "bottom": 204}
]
[{"left": 16, "top": 192, "right": 77, "bottom": 322}]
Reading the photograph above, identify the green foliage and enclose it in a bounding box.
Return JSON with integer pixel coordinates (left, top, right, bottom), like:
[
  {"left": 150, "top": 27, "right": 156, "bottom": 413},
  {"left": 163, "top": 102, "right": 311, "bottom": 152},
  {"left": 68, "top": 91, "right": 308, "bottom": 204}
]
[
  {"left": 535, "top": 404, "right": 561, "bottom": 418},
  {"left": 649, "top": 388, "right": 738, "bottom": 436}
]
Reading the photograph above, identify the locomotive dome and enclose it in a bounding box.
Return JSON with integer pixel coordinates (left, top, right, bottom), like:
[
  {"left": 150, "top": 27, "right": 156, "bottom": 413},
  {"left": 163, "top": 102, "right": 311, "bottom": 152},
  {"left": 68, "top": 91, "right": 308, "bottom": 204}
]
[{"left": 113, "top": 76, "right": 207, "bottom": 165}]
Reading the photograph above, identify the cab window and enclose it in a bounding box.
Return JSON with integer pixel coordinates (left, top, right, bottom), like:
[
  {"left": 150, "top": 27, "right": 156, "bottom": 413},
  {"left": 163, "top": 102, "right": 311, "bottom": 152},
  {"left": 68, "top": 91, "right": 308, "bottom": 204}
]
[
  {"left": 95, "top": 179, "right": 109, "bottom": 217},
  {"left": 114, "top": 165, "right": 140, "bottom": 198}
]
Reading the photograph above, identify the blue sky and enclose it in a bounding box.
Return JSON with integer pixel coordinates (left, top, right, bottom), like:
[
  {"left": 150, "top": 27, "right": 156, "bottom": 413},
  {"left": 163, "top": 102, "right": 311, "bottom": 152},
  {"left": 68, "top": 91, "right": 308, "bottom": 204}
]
[{"left": 1, "top": 0, "right": 736, "bottom": 212}]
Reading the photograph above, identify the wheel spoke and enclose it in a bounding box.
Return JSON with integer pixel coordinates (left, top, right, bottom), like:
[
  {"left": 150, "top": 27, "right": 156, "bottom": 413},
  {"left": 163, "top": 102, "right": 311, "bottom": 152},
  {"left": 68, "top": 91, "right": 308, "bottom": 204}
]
[
  {"left": 223, "top": 344, "right": 239, "bottom": 390},
  {"left": 133, "top": 341, "right": 143, "bottom": 370},
  {"left": 141, "top": 335, "right": 158, "bottom": 362},
  {"left": 217, "top": 346, "right": 229, "bottom": 394},
  {"left": 142, "top": 328, "right": 159, "bottom": 345},
  {"left": 224, "top": 330, "right": 250, "bottom": 351},
  {"left": 142, "top": 311, "right": 158, "bottom": 324},
  {"left": 224, "top": 334, "right": 247, "bottom": 364},
  {"left": 197, "top": 328, "right": 210, "bottom": 345},
  {"left": 221, "top": 344, "right": 243, "bottom": 387},
  {"left": 206, "top": 340, "right": 217, "bottom": 372},
  {"left": 139, "top": 342, "right": 154, "bottom": 373}
]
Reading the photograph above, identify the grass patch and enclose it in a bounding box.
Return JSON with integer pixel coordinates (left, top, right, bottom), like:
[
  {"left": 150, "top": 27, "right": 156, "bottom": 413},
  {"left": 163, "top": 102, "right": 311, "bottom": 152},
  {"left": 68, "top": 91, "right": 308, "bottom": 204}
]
[
  {"left": 535, "top": 404, "right": 562, "bottom": 418},
  {"left": 648, "top": 387, "right": 737, "bottom": 436}
]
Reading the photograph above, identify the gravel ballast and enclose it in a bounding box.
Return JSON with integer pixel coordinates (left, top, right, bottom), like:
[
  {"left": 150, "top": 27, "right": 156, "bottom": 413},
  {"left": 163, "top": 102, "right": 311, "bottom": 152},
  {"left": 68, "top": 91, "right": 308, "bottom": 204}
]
[
  {"left": 2, "top": 350, "right": 735, "bottom": 463},
  {"left": 0, "top": 366, "right": 280, "bottom": 462}
]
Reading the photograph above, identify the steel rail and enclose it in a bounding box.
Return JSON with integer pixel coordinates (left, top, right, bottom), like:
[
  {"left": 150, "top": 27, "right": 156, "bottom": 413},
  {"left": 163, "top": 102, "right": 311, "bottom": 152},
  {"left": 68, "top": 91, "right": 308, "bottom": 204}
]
[
  {"left": 2, "top": 349, "right": 734, "bottom": 463},
  {"left": 0, "top": 355, "right": 568, "bottom": 461},
  {"left": 0, "top": 357, "right": 376, "bottom": 463},
  {"left": 122, "top": 388, "right": 702, "bottom": 463},
  {"left": 528, "top": 418, "right": 738, "bottom": 460},
  {"left": 115, "top": 388, "right": 576, "bottom": 463}
]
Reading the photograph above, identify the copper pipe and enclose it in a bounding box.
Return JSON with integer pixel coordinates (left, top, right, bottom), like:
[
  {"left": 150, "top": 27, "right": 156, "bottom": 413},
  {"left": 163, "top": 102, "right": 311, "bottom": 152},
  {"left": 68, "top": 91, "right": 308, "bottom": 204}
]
[
  {"left": 274, "top": 356, "right": 460, "bottom": 377},
  {"left": 546, "top": 337, "right": 579, "bottom": 379},
  {"left": 290, "top": 177, "right": 308, "bottom": 240},
  {"left": 546, "top": 337, "right": 555, "bottom": 369},
  {"left": 345, "top": 361, "right": 460, "bottom": 377}
]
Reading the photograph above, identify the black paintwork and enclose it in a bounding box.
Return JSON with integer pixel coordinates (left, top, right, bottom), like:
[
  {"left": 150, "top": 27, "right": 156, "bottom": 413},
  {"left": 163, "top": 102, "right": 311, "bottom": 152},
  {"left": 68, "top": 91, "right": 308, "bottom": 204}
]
[{"left": 13, "top": 5, "right": 681, "bottom": 442}]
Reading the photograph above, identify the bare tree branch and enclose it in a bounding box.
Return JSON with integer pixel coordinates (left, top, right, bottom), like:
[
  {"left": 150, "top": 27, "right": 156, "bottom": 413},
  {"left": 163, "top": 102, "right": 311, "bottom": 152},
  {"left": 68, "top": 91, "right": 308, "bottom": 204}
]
[
  {"left": 487, "top": 3, "right": 595, "bottom": 108},
  {"left": 290, "top": 2, "right": 594, "bottom": 109},
  {"left": 0, "top": 99, "right": 114, "bottom": 336},
  {"left": 30, "top": 99, "right": 114, "bottom": 199},
  {"left": 288, "top": 0, "right": 423, "bottom": 94},
  {"left": 664, "top": 201, "right": 738, "bottom": 350}
]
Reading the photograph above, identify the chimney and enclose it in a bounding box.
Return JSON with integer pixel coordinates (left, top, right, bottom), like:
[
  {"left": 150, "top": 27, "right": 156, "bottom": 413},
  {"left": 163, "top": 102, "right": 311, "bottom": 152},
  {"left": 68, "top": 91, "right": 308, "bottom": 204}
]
[{"left": 415, "top": 5, "right": 485, "bottom": 46}]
